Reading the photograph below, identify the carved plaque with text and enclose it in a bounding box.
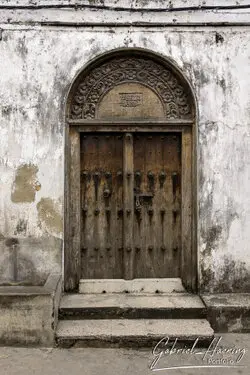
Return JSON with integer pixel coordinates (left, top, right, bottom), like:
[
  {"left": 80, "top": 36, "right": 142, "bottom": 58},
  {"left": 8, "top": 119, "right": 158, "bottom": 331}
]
[{"left": 119, "top": 92, "right": 143, "bottom": 107}]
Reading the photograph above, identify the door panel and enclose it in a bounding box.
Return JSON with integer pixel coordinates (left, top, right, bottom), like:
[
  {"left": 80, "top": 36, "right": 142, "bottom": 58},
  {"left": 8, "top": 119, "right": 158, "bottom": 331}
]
[
  {"left": 80, "top": 132, "right": 181, "bottom": 279},
  {"left": 80, "top": 134, "right": 123, "bottom": 278},
  {"left": 133, "top": 134, "right": 181, "bottom": 278}
]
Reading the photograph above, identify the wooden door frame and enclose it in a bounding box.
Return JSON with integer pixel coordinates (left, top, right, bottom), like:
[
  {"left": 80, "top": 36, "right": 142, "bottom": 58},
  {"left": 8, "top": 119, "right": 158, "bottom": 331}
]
[{"left": 64, "top": 119, "right": 197, "bottom": 292}]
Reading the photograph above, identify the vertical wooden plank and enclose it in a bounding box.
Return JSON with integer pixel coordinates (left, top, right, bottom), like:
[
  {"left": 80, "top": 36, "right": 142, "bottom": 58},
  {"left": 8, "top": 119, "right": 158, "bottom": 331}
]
[
  {"left": 166, "top": 135, "right": 182, "bottom": 277},
  {"left": 133, "top": 134, "right": 146, "bottom": 278},
  {"left": 112, "top": 135, "right": 124, "bottom": 278},
  {"left": 146, "top": 135, "right": 157, "bottom": 278},
  {"left": 181, "top": 127, "right": 193, "bottom": 291},
  {"left": 160, "top": 135, "right": 174, "bottom": 277},
  {"left": 64, "top": 127, "right": 81, "bottom": 291},
  {"left": 123, "top": 133, "right": 134, "bottom": 279}
]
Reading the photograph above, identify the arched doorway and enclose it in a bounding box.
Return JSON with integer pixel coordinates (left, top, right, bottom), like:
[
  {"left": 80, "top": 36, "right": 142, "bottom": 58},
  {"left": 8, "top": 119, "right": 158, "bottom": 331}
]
[{"left": 64, "top": 48, "right": 197, "bottom": 293}]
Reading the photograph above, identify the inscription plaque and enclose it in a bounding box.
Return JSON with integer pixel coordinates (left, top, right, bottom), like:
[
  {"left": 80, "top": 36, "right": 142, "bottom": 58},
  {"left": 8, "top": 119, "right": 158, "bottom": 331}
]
[{"left": 119, "top": 92, "right": 143, "bottom": 108}]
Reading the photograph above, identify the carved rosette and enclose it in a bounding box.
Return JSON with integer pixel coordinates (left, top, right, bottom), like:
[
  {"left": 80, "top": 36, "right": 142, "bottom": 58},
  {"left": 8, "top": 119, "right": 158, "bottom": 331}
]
[{"left": 69, "top": 57, "right": 193, "bottom": 120}]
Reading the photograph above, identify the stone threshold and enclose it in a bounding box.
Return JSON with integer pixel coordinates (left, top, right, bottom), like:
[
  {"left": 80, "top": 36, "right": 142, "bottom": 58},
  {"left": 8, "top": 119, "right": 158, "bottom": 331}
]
[{"left": 79, "top": 278, "right": 185, "bottom": 294}]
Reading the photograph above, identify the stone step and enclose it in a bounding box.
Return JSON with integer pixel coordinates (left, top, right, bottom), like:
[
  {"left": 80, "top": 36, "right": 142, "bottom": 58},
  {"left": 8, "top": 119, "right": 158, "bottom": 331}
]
[
  {"left": 79, "top": 278, "right": 185, "bottom": 294},
  {"left": 56, "top": 319, "right": 214, "bottom": 348},
  {"left": 59, "top": 293, "right": 207, "bottom": 319}
]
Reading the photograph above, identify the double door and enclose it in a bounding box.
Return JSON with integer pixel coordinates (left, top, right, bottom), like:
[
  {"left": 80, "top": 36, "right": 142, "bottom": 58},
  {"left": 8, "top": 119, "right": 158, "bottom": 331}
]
[{"left": 80, "top": 132, "right": 181, "bottom": 279}]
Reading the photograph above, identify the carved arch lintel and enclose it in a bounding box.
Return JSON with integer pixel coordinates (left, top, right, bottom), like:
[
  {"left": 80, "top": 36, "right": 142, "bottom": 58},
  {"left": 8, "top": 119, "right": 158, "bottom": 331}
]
[{"left": 67, "top": 52, "right": 195, "bottom": 121}]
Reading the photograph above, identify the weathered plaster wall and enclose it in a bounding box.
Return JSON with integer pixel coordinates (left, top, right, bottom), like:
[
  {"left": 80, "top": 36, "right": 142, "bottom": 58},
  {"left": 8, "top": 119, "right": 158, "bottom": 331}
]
[
  {"left": 0, "top": 3, "right": 249, "bottom": 291},
  {"left": 0, "top": 27, "right": 66, "bottom": 284}
]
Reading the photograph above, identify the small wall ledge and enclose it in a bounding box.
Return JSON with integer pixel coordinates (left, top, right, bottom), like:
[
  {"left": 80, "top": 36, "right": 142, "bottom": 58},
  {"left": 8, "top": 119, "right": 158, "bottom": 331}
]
[{"left": 0, "top": 273, "right": 62, "bottom": 347}]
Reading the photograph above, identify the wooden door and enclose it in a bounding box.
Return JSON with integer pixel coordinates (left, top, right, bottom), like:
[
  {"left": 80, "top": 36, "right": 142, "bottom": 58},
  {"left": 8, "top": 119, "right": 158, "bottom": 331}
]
[{"left": 80, "top": 132, "right": 181, "bottom": 279}]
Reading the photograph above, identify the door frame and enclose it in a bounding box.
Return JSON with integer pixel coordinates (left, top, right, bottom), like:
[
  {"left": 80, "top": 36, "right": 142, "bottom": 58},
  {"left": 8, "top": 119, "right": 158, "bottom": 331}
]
[
  {"left": 64, "top": 47, "right": 198, "bottom": 293},
  {"left": 64, "top": 119, "right": 197, "bottom": 292}
]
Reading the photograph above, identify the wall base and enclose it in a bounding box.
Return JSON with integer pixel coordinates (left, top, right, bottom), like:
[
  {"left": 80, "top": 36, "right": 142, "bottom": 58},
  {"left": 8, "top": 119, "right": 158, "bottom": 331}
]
[{"left": 202, "top": 294, "right": 250, "bottom": 333}]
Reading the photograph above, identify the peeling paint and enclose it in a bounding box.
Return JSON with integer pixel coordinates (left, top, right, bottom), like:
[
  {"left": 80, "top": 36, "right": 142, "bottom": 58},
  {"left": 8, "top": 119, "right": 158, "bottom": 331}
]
[
  {"left": 5, "top": 237, "right": 19, "bottom": 247},
  {"left": 201, "top": 255, "right": 250, "bottom": 293},
  {"left": 0, "top": 235, "right": 62, "bottom": 285},
  {"left": 37, "top": 198, "right": 63, "bottom": 235},
  {"left": 215, "top": 32, "right": 225, "bottom": 45},
  {"left": 14, "top": 219, "right": 28, "bottom": 235},
  {"left": 11, "top": 164, "right": 40, "bottom": 203},
  {"left": 201, "top": 225, "right": 222, "bottom": 257},
  {"left": 16, "top": 36, "right": 28, "bottom": 58},
  {"left": 215, "top": 256, "right": 250, "bottom": 293}
]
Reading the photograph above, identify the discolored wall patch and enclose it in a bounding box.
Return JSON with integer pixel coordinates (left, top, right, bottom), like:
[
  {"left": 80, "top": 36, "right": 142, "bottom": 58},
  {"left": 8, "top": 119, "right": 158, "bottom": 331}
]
[
  {"left": 37, "top": 198, "right": 63, "bottom": 235},
  {"left": 14, "top": 219, "right": 28, "bottom": 235},
  {"left": 201, "top": 225, "right": 223, "bottom": 257},
  {"left": 11, "top": 164, "right": 40, "bottom": 203},
  {"left": 201, "top": 254, "right": 250, "bottom": 293},
  {"left": 215, "top": 256, "right": 250, "bottom": 293}
]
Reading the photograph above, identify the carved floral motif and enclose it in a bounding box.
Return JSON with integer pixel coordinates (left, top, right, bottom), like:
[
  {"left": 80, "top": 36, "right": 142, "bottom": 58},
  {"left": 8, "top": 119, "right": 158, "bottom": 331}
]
[{"left": 69, "top": 57, "right": 193, "bottom": 119}]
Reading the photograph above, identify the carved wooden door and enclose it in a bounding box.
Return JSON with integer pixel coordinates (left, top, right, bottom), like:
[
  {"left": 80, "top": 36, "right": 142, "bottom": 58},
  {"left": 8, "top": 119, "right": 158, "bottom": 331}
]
[{"left": 80, "top": 132, "right": 181, "bottom": 279}]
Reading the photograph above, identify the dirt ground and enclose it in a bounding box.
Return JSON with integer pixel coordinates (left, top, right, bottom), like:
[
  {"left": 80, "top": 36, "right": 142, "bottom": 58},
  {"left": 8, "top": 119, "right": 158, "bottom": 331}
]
[{"left": 1, "top": 334, "right": 249, "bottom": 375}]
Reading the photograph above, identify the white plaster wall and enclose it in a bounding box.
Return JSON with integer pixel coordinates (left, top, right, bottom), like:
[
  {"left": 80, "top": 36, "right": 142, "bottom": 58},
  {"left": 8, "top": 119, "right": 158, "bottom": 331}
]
[{"left": 0, "top": 23, "right": 249, "bottom": 291}]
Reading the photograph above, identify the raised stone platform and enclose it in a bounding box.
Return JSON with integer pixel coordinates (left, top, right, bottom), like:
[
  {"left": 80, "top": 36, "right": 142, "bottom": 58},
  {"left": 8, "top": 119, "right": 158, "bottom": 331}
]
[
  {"left": 202, "top": 293, "right": 250, "bottom": 333},
  {"left": 0, "top": 273, "right": 62, "bottom": 346}
]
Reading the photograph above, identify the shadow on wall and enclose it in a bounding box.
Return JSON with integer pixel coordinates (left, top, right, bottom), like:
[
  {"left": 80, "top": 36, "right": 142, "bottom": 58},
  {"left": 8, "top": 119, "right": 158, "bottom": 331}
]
[
  {"left": 0, "top": 236, "right": 62, "bottom": 286},
  {"left": 0, "top": 238, "right": 43, "bottom": 286}
]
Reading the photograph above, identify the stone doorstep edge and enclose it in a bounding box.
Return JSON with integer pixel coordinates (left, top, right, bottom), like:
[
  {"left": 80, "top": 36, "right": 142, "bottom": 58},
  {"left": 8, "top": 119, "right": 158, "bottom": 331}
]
[{"left": 0, "top": 273, "right": 62, "bottom": 296}]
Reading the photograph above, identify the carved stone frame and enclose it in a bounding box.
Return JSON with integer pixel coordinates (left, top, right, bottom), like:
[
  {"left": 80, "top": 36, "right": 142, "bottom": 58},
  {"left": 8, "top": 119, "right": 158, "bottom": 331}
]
[{"left": 64, "top": 48, "right": 197, "bottom": 293}]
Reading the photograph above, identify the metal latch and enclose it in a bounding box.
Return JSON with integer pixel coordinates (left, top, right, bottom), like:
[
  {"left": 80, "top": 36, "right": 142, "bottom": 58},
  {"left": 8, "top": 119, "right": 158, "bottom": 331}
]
[{"left": 134, "top": 192, "right": 154, "bottom": 209}]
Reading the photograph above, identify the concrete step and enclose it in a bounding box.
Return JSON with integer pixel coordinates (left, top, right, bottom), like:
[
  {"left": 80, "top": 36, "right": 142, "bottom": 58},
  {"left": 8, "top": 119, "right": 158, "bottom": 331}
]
[
  {"left": 59, "top": 293, "right": 207, "bottom": 319},
  {"left": 79, "top": 278, "right": 185, "bottom": 294},
  {"left": 56, "top": 319, "right": 214, "bottom": 348}
]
